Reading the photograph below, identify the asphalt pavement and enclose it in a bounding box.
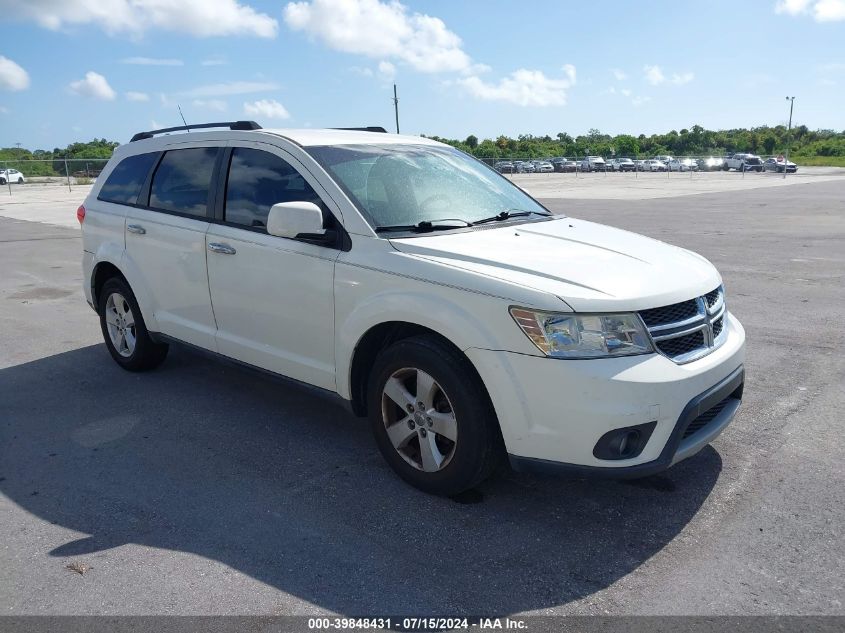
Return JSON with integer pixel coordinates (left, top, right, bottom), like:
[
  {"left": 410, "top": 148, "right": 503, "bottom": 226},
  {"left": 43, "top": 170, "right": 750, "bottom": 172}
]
[{"left": 0, "top": 179, "right": 843, "bottom": 616}]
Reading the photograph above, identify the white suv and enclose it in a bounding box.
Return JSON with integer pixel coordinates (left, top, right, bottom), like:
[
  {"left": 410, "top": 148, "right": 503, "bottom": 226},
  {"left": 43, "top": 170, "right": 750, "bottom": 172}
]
[{"left": 80, "top": 122, "right": 746, "bottom": 495}]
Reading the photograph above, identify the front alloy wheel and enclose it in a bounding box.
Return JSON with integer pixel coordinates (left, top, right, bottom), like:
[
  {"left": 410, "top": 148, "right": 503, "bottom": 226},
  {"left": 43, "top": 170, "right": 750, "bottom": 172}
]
[
  {"left": 368, "top": 335, "right": 503, "bottom": 495},
  {"left": 381, "top": 367, "right": 458, "bottom": 472}
]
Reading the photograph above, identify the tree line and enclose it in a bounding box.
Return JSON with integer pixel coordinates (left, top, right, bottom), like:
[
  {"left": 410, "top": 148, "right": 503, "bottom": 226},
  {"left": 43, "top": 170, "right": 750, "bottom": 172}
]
[
  {"left": 425, "top": 124, "right": 845, "bottom": 160},
  {"left": 0, "top": 139, "right": 118, "bottom": 176}
]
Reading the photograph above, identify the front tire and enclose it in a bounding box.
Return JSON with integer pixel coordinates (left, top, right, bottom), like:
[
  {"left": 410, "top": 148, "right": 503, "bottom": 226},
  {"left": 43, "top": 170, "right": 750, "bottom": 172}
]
[
  {"left": 368, "top": 335, "right": 503, "bottom": 496},
  {"left": 98, "top": 277, "right": 168, "bottom": 371}
]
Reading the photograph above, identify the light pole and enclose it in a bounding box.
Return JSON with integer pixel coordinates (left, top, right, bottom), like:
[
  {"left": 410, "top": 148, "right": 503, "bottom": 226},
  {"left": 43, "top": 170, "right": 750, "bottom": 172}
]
[{"left": 784, "top": 96, "right": 795, "bottom": 179}]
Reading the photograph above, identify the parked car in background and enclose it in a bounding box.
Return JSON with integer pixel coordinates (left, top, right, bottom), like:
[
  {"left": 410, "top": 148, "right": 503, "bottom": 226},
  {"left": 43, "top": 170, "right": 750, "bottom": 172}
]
[
  {"left": 520, "top": 161, "right": 536, "bottom": 173},
  {"left": 668, "top": 158, "right": 699, "bottom": 172},
  {"left": 725, "top": 153, "right": 763, "bottom": 172},
  {"left": 644, "top": 159, "right": 668, "bottom": 172},
  {"left": 495, "top": 161, "right": 515, "bottom": 174},
  {"left": 533, "top": 160, "right": 554, "bottom": 173},
  {"left": 763, "top": 157, "right": 798, "bottom": 173},
  {"left": 80, "top": 121, "right": 746, "bottom": 495},
  {"left": 633, "top": 159, "right": 647, "bottom": 171},
  {"left": 580, "top": 156, "right": 607, "bottom": 172},
  {"left": 653, "top": 155, "right": 673, "bottom": 165},
  {"left": 0, "top": 168, "right": 26, "bottom": 184},
  {"left": 698, "top": 156, "right": 725, "bottom": 171},
  {"left": 607, "top": 158, "right": 636, "bottom": 172},
  {"left": 553, "top": 159, "right": 577, "bottom": 173}
]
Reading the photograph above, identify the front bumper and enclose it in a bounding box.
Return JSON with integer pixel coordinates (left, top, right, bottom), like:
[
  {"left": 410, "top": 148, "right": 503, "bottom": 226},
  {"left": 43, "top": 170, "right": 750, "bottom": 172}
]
[{"left": 466, "top": 312, "right": 746, "bottom": 476}]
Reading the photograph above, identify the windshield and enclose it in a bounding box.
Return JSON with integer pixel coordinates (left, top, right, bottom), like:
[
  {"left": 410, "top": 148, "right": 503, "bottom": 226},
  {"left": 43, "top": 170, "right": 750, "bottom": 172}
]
[{"left": 306, "top": 144, "right": 550, "bottom": 230}]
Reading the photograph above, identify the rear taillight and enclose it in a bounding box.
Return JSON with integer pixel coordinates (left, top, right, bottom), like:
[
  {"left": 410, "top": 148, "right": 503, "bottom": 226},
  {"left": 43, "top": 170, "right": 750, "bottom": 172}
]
[{"left": 77, "top": 205, "right": 85, "bottom": 224}]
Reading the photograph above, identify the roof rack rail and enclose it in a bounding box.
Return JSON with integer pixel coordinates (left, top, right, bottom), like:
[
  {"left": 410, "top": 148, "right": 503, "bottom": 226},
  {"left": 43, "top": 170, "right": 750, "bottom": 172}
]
[
  {"left": 332, "top": 127, "right": 388, "bottom": 133},
  {"left": 130, "top": 121, "right": 261, "bottom": 142}
]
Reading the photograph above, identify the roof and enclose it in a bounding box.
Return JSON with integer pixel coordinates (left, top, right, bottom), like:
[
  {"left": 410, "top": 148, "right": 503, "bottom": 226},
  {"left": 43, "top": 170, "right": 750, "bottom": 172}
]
[{"left": 262, "top": 128, "right": 444, "bottom": 147}]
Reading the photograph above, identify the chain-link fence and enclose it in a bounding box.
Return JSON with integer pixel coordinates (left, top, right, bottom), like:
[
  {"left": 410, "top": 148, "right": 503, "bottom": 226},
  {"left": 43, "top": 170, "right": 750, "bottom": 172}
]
[{"left": 1, "top": 158, "right": 110, "bottom": 194}]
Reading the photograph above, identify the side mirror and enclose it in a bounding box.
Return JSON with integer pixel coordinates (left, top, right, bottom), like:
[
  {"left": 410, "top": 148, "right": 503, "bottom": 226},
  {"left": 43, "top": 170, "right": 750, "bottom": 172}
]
[{"left": 267, "top": 201, "right": 325, "bottom": 239}]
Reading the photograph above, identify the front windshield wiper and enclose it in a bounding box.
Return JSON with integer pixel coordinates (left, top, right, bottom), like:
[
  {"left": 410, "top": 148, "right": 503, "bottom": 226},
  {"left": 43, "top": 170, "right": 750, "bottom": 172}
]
[
  {"left": 472, "top": 209, "right": 552, "bottom": 226},
  {"left": 375, "top": 218, "right": 473, "bottom": 234}
]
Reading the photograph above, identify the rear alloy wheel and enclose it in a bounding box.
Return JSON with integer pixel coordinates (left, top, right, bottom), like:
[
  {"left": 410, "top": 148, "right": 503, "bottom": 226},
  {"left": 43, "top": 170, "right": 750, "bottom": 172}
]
[
  {"left": 98, "top": 277, "right": 168, "bottom": 371},
  {"left": 368, "top": 335, "right": 503, "bottom": 495}
]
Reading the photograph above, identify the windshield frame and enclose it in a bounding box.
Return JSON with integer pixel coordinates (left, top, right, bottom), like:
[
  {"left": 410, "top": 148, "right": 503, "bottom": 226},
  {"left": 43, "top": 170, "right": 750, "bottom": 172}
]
[{"left": 305, "top": 143, "right": 558, "bottom": 237}]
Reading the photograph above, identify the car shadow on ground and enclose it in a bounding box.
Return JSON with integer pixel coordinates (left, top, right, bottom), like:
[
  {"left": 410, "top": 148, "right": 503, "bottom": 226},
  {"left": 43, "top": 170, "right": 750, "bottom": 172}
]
[{"left": 0, "top": 344, "right": 722, "bottom": 614}]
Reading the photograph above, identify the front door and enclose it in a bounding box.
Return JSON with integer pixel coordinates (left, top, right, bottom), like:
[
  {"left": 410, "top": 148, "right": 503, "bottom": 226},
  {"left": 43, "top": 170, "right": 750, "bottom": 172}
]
[{"left": 205, "top": 144, "right": 340, "bottom": 391}]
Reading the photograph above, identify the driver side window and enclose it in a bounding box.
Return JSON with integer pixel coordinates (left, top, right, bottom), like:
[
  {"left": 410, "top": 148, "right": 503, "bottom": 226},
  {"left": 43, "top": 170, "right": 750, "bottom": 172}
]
[{"left": 224, "top": 148, "right": 324, "bottom": 231}]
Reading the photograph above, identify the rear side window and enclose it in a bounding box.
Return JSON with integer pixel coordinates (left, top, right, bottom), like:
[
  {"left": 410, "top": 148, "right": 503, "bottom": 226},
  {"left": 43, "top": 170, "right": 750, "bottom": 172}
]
[
  {"left": 98, "top": 152, "right": 158, "bottom": 205},
  {"left": 149, "top": 148, "right": 218, "bottom": 217},
  {"left": 224, "top": 148, "right": 324, "bottom": 231}
]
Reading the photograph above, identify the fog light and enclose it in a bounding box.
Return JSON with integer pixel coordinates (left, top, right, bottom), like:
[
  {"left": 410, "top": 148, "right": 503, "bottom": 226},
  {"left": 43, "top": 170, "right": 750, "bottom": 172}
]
[{"left": 593, "top": 421, "right": 657, "bottom": 460}]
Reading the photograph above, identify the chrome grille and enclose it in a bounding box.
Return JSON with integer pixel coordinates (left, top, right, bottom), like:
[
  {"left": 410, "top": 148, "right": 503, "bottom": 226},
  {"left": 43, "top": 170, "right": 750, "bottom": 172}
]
[
  {"left": 639, "top": 299, "right": 699, "bottom": 328},
  {"left": 639, "top": 286, "right": 727, "bottom": 364}
]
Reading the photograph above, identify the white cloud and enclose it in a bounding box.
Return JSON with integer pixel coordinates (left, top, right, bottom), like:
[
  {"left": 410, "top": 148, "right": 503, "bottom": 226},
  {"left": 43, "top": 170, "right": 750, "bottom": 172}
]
[
  {"left": 126, "top": 91, "right": 150, "bottom": 101},
  {"left": 611, "top": 68, "right": 627, "bottom": 81},
  {"left": 0, "top": 105, "right": 9, "bottom": 114},
  {"left": 244, "top": 99, "right": 290, "bottom": 119},
  {"left": 201, "top": 57, "right": 228, "bottom": 66},
  {"left": 378, "top": 60, "right": 396, "bottom": 80},
  {"left": 643, "top": 65, "right": 665, "bottom": 85},
  {"left": 284, "top": 0, "right": 473, "bottom": 73},
  {"left": 644, "top": 65, "right": 693, "bottom": 86},
  {"left": 179, "top": 81, "right": 279, "bottom": 98},
  {"left": 814, "top": 0, "right": 845, "bottom": 19},
  {"left": 671, "top": 71, "right": 694, "bottom": 85},
  {"left": 620, "top": 88, "right": 632, "bottom": 97},
  {"left": 631, "top": 95, "right": 651, "bottom": 107},
  {"left": 192, "top": 99, "right": 228, "bottom": 111},
  {"left": 775, "top": 0, "right": 845, "bottom": 20},
  {"left": 350, "top": 66, "right": 374, "bottom": 77},
  {"left": 8, "top": 0, "right": 278, "bottom": 38},
  {"left": 775, "top": 0, "right": 813, "bottom": 13},
  {"left": 121, "top": 56, "right": 183, "bottom": 66},
  {"left": 0, "top": 56, "right": 30, "bottom": 91},
  {"left": 458, "top": 65, "right": 576, "bottom": 107},
  {"left": 69, "top": 71, "right": 116, "bottom": 100}
]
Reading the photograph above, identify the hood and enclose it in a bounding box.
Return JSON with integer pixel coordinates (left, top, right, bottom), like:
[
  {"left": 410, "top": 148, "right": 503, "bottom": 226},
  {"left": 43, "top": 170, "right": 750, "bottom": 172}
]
[{"left": 389, "top": 217, "right": 721, "bottom": 312}]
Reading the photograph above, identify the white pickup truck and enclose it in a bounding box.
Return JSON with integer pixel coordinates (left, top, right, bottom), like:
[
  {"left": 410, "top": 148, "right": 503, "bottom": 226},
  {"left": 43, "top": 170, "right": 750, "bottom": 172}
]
[{"left": 724, "top": 153, "right": 763, "bottom": 172}]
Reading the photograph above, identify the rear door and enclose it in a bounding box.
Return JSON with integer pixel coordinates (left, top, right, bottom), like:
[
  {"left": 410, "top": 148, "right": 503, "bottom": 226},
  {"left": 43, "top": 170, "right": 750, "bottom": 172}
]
[
  {"left": 205, "top": 143, "right": 340, "bottom": 391},
  {"left": 123, "top": 144, "right": 221, "bottom": 350}
]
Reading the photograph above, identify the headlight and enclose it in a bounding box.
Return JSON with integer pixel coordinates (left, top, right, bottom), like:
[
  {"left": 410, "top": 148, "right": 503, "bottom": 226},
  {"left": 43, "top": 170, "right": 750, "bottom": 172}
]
[{"left": 510, "top": 308, "right": 654, "bottom": 359}]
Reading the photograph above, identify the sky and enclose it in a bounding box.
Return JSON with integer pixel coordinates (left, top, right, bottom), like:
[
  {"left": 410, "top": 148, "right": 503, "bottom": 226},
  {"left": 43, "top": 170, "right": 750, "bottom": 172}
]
[{"left": 0, "top": 0, "right": 843, "bottom": 150}]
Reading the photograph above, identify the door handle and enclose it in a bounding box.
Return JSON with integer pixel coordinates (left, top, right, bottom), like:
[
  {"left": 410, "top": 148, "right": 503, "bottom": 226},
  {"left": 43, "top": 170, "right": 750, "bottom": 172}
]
[
  {"left": 127, "top": 224, "right": 146, "bottom": 235},
  {"left": 208, "top": 242, "right": 236, "bottom": 255}
]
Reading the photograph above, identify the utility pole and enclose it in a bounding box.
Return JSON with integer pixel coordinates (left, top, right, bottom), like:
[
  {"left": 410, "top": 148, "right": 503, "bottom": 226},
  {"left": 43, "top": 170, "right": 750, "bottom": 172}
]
[
  {"left": 784, "top": 96, "right": 795, "bottom": 179},
  {"left": 393, "top": 84, "right": 400, "bottom": 134}
]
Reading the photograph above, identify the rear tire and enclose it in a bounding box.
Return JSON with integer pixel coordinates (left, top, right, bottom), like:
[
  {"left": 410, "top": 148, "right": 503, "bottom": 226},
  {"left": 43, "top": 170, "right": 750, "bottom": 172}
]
[
  {"left": 98, "top": 277, "right": 168, "bottom": 372},
  {"left": 368, "top": 335, "right": 503, "bottom": 496},
  {"left": 17, "top": 178, "right": 23, "bottom": 184}
]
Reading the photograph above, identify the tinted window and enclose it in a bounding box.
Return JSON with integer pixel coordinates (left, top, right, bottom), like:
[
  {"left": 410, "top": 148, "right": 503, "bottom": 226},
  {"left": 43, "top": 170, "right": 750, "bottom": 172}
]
[
  {"left": 224, "top": 148, "right": 323, "bottom": 230},
  {"left": 98, "top": 152, "right": 158, "bottom": 205},
  {"left": 149, "top": 148, "right": 218, "bottom": 217}
]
